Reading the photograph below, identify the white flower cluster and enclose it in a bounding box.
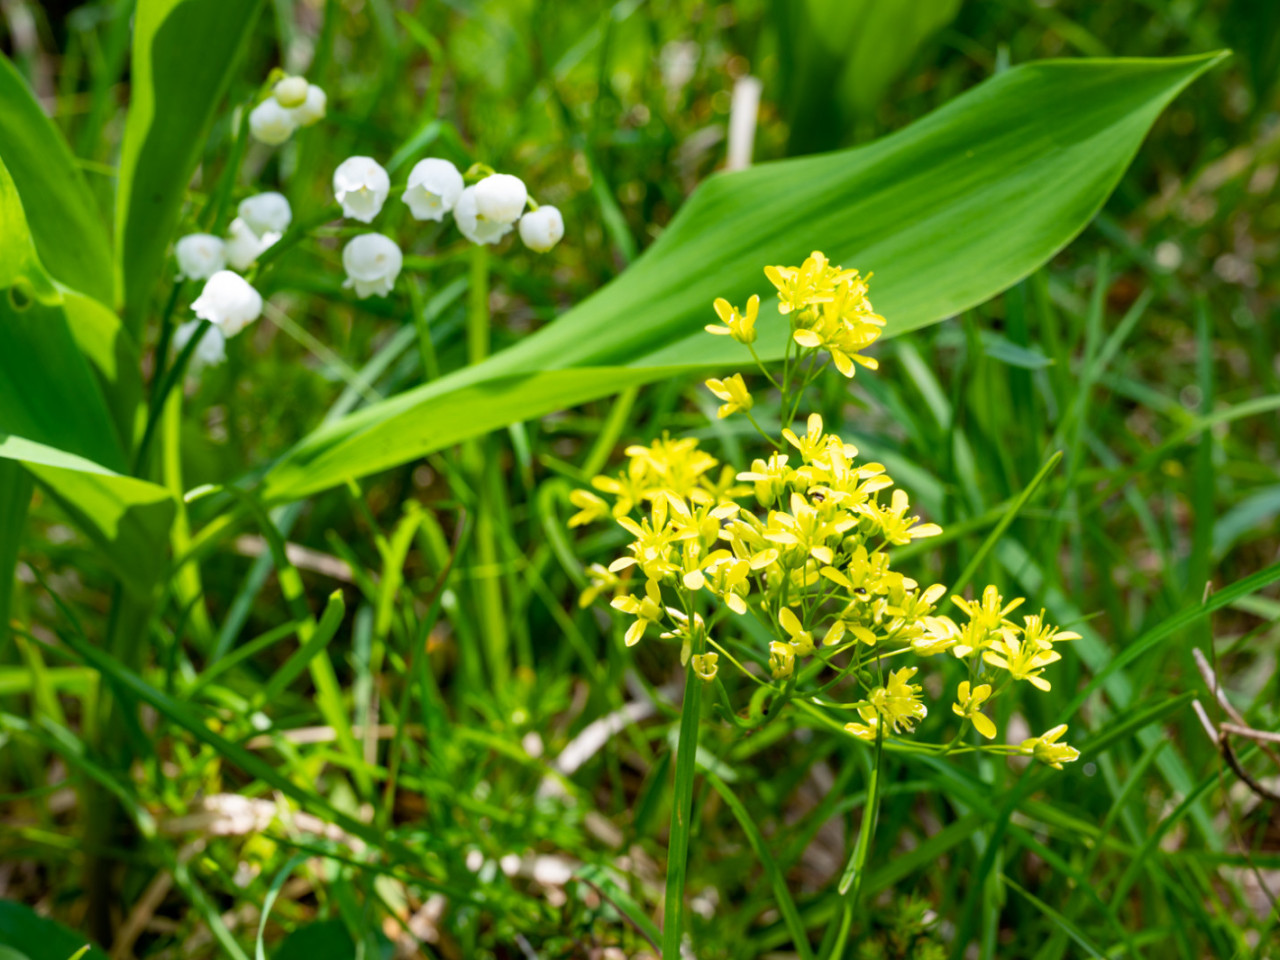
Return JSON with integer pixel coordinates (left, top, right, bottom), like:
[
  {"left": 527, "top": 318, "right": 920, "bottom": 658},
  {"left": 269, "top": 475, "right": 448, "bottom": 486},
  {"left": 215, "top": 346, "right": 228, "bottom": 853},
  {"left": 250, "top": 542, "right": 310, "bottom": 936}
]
[
  {"left": 331, "top": 156, "right": 564, "bottom": 300},
  {"left": 248, "top": 75, "right": 327, "bottom": 146},
  {"left": 172, "top": 192, "right": 289, "bottom": 365}
]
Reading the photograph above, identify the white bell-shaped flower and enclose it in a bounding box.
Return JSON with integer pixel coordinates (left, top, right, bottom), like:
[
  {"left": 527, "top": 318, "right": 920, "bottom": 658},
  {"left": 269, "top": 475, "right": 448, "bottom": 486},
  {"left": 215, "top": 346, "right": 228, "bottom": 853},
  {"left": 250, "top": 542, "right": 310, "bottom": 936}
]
[
  {"left": 453, "top": 186, "right": 513, "bottom": 246},
  {"left": 174, "top": 233, "right": 226, "bottom": 280},
  {"left": 333, "top": 156, "right": 390, "bottom": 223},
  {"left": 474, "top": 173, "right": 527, "bottom": 224},
  {"left": 342, "top": 234, "right": 403, "bottom": 299},
  {"left": 191, "top": 271, "right": 263, "bottom": 337},
  {"left": 238, "top": 192, "right": 292, "bottom": 237},
  {"left": 403, "top": 158, "right": 464, "bottom": 222},
  {"left": 291, "top": 84, "right": 327, "bottom": 126},
  {"left": 172, "top": 319, "right": 227, "bottom": 368},
  {"left": 224, "top": 217, "right": 281, "bottom": 271},
  {"left": 273, "top": 76, "right": 309, "bottom": 108},
  {"left": 518, "top": 206, "right": 564, "bottom": 253},
  {"left": 248, "top": 98, "right": 296, "bottom": 145}
]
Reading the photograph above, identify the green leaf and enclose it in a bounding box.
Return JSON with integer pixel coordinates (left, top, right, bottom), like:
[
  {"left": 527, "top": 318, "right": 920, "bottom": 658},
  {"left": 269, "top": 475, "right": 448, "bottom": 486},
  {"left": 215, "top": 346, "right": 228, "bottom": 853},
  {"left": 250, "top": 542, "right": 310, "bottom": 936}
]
[
  {"left": 0, "top": 54, "right": 114, "bottom": 305},
  {"left": 262, "top": 53, "right": 1224, "bottom": 504},
  {"left": 0, "top": 157, "right": 128, "bottom": 471},
  {"left": 0, "top": 433, "right": 174, "bottom": 597},
  {"left": 0, "top": 459, "right": 32, "bottom": 643},
  {"left": 0, "top": 901, "right": 108, "bottom": 960},
  {"left": 116, "top": 0, "right": 265, "bottom": 334}
]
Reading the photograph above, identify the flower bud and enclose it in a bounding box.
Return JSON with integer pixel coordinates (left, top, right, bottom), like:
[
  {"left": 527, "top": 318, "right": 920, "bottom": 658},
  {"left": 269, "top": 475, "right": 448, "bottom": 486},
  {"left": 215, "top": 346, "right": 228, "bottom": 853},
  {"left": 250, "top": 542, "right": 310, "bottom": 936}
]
[
  {"left": 518, "top": 206, "right": 564, "bottom": 252},
  {"left": 174, "top": 233, "right": 226, "bottom": 281},
  {"left": 248, "top": 98, "right": 296, "bottom": 145},
  {"left": 453, "top": 186, "right": 514, "bottom": 245},
  {"left": 342, "top": 233, "right": 403, "bottom": 299},
  {"left": 237, "top": 192, "right": 292, "bottom": 237},
  {"left": 191, "top": 271, "right": 263, "bottom": 337},
  {"left": 273, "top": 76, "right": 310, "bottom": 109},
  {"left": 333, "top": 156, "right": 390, "bottom": 223},
  {"left": 224, "top": 217, "right": 280, "bottom": 271},
  {"left": 403, "top": 158, "right": 464, "bottom": 222},
  {"left": 474, "top": 173, "right": 527, "bottom": 223},
  {"left": 290, "top": 84, "right": 326, "bottom": 126},
  {"left": 173, "top": 319, "right": 227, "bottom": 368}
]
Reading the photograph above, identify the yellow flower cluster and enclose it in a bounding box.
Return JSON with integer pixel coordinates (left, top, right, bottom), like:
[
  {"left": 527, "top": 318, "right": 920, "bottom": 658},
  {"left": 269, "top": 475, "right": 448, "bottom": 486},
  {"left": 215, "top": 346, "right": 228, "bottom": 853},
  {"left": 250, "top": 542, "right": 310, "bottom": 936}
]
[{"left": 568, "top": 253, "right": 1080, "bottom": 771}]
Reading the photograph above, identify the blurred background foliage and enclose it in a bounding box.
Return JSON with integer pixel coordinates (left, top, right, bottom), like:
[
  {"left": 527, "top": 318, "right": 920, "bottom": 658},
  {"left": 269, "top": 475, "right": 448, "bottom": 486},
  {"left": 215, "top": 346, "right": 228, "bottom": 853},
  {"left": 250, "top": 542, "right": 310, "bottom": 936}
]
[{"left": 2, "top": 0, "right": 1279, "bottom": 958}]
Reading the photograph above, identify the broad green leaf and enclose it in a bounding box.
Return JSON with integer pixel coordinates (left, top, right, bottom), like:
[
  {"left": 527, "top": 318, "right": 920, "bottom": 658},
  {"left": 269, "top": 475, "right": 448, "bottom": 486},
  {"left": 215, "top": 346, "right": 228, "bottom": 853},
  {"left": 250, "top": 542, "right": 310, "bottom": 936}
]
[
  {"left": 60, "top": 286, "right": 144, "bottom": 452},
  {"left": 117, "top": 0, "right": 265, "bottom": 334},
  {"left": 262, "top": 54, "right": 1224, "bottom": 503},
  {"left": 0, "top": 54, "right": 114, "bottom": 305},
  {"left": 0, "top": 900, "right": 108, "bottom": 960},
  {"left": 0, "top": 158, "right": 128, "bottom": 471},
  {"left": 0, "top": 433, "right": 175, "bottom": 597}
]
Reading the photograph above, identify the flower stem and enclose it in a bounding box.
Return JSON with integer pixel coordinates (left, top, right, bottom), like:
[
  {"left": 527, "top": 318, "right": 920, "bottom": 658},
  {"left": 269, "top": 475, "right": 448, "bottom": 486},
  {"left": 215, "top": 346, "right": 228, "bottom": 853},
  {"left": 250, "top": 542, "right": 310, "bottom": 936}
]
[
  {"left": 662, "top": 651, "right": 704, "bottom": 960},
  {"left": 829, "top": 721, "right": 885, "bottom": 957}
]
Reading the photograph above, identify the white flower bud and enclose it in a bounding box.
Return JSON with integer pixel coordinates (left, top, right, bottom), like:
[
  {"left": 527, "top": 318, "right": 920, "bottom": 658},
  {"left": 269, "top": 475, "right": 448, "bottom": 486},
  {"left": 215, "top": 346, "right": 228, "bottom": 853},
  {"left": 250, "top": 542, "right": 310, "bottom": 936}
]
[
  {"left": 333, "top": 156, "right": 390, "bottom": 223},
  {"left": 403, "top": 158, "right": 464, "bottom": 222},
  {"left": 248, "top": 98, "right": 296, "bottom": 145},
  {"left": 173, "top": 319, "right": 227, "bottom": 368},
  {"left": 238, "top": 192, "right": 292, "bottom": 237},
  {"left": 224, "top": 217, "right": 280, "bottom": 271},
  {"left": 290, "top": 84, "right": 326, "bottom": 127},
  {"left": 191, "top": 271, "right": 263, "bottom": 337},
  {"left": 474, "top": 173, "right": 527, "bottom": 224},
  {"left": 518, "top": 206, "right": 564, "bottom": 252},
  {"left": 453, "top": 185, "right": 514, "bottom": 246},
  {"left": 342, "top": 233, "right": 403, "bottom": 299},
  {"left": 273, "top": 76, "right": 310, "bottom": 109},
  {"left": 174, "top": 233, "right": 226, "bottom": 280}
]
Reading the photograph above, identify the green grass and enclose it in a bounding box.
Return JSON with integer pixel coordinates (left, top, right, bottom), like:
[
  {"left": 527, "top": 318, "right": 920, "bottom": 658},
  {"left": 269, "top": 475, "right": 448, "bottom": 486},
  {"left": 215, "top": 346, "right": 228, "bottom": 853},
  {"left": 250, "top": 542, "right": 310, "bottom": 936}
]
[{"left": 2, "top": 1, "right": 1280, "bottom": 959}]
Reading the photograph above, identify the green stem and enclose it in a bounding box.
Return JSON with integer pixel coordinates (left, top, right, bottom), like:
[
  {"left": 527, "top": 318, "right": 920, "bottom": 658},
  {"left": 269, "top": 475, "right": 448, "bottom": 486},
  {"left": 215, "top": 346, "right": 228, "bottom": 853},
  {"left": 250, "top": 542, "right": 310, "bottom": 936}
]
[
  {"left": 662, "top": 650, "right": 704, "bottom": 959},
  {"left": 829, "top": 721, "right": 885, "bottom": 957}
]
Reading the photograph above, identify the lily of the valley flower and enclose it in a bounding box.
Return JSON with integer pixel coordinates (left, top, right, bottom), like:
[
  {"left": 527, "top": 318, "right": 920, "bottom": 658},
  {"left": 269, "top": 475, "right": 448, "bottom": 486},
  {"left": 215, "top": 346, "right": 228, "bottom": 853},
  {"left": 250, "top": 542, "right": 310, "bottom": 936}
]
[
  {"left": 225, "top": 217, "right": 280, "bottom": 271},
  {"left": 191, "top": 271, "right": 262, "bottom": 337},
  {"left": 454, "top": 186, "right": 514, "bottom": 245},
  {"left": 273, "top": 76, "right": 309, "bottom": 108},
  {"left": 175, "top": 234, "right": 226, "bottom": 281},
  {"left": 704, "top": 374, "right": 753, "bottom": 419},
  {"left": 474, "top": 173, "right": 528, "bottom": 224},
  {"left": 248, "top": 98, "right": 296, "bottom": 145},
  {"left": 404, "top": 158, "right": 465, "bottom": 221},
  {"left": 172, "top": 319, "right": 227, "bottom": 368},
  {"left": 269, "top": 76, "right": 326, "bottom": 128},
  {"left": 238, "top": 192, "right": 292, "bottom": 236},
  {"left": 518, "top": 206, "right": 565, "bottom": 252},
  {"left": 951, "top": 681, "right": 996, "bottom": 739},
  {"left": 342, "top": 234, "right": 403, "bottom": 299},
  {"left": 333, "top": 156, "right": 390, "bottom": 223}
]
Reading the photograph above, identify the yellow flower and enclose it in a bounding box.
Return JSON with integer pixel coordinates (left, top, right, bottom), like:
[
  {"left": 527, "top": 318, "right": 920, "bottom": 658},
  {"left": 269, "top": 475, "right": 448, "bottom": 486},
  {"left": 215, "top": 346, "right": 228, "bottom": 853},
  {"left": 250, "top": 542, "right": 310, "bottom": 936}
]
[
  {"left": 911, "top": 615, "right": 960, "bottom": 656},
  {"left": 844, "top": 704, "right": 881, "bottom": 742},
  {"left": 610, "top": 578, "right": 664, "bottom": 646},
  {"left": 782, "top": 413, "right": 829, "bottom": 463},
  {"left": 867, "top": 666, "right": 928, "bottom": 734},
  {"left": 983, "top": 629, "right": 1061, "bottom": 691},
  {"left": 1021, "top": 724, "right": 1080, "bottom": 770},
  {"left": 1019, "top": 611, "right": 1082, "bottom": 651},
  {"left": 736, "top": 452, "right": 792, "bottom": 508},
  {"left": 950, "top": 585, "right": 1024, "bottom": 658},
  {"left": 778, "top": 607, "right": 815, "bottom": 655},
  {"left": 768, "top": 640, "right": 795, "bottom": 680},
  {"left": 951, "top": 681, "right": 996, "bottom": 739},
  {"left": 704, "top": 374, "right": 753, "bottom": 419},
  {"left": 764, "top": 251, "right": 854, "bottom": 314},
  {"left": 859, "top": 488, "right": 943, "bottom": 545},
  {"left": 691, "top": 652, "right": 719, "bottom": 681},
  {"left": 705, "top": 295, "right": 759, "bottom": 344},
  {"left": 568, "top": 489, "right": 609, "bottom": 527},
  {"left": 579, "top": 563, "right": 620, "bottom": 608}
]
